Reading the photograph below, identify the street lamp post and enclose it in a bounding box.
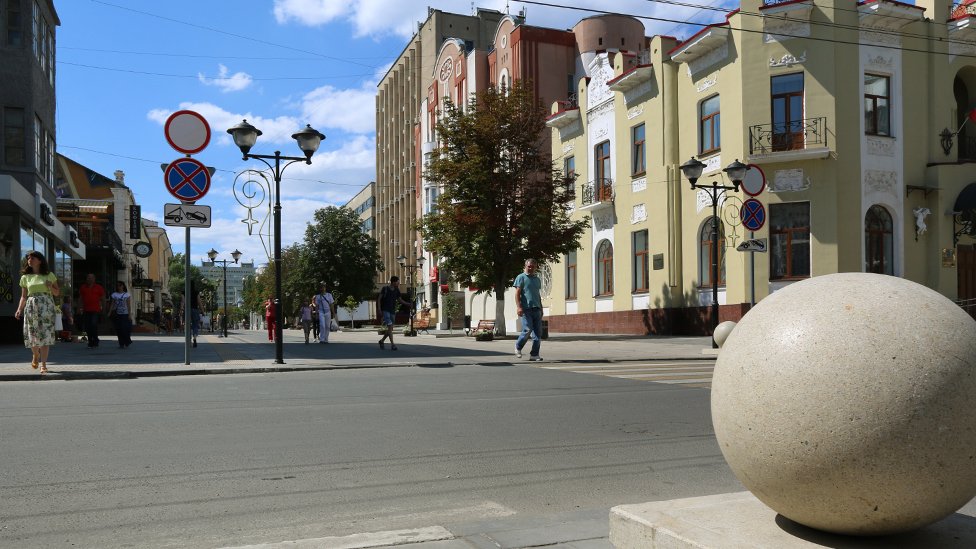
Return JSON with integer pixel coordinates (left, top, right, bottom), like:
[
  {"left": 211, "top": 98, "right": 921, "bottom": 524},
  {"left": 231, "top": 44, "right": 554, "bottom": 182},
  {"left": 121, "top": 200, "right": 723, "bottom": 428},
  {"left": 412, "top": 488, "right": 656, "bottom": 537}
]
[
  {"left": 227, "top": 120, "right": 325, "bottom": 364},
  {"left": 679, "top": 157, "right": 748, "bottom": 348},
  {"left": 207, "top": 248, "right": 242, "bottom": 338},
  {"left": 396, "top": 254, "right": 426, "bottom": 333}
]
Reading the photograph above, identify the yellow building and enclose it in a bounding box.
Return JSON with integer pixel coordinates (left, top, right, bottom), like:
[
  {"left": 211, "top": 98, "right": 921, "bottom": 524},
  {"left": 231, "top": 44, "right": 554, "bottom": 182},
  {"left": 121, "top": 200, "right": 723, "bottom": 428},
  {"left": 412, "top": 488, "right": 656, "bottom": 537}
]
[{"left": 541, "top": 0, "right": 976, "bottom": 335}]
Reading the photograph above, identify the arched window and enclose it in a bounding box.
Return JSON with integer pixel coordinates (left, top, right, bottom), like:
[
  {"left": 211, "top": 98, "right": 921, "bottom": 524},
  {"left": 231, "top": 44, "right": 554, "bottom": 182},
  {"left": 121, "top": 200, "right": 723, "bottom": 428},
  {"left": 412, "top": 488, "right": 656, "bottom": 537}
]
[
  {"left": 699, "top": 217, "right": 726, "bottom": 288},
  {"left": 865, "top": 205, "right": 894, "bottom": 275},
  {"left": 596, "top": 240, "right": 613, "bottom": 296}
]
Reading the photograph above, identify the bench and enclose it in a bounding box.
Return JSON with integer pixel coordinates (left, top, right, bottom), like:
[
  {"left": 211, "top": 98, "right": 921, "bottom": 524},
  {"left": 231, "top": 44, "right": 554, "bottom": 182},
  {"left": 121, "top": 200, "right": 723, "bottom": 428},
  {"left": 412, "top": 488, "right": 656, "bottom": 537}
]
[
  {"left": 414, "top": 311, "right": 431, "bottom": 334},
  {"left": 470, "top": 319, "right": 495, "bottom": 336}
]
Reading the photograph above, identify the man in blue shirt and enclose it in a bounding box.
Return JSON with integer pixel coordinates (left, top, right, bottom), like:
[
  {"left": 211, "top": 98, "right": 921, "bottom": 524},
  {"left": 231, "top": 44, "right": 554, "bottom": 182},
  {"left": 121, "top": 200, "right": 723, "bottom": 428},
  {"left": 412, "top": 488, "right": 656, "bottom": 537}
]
[{"left": 514, "top": 258, "right": 544, "bottom": 361}]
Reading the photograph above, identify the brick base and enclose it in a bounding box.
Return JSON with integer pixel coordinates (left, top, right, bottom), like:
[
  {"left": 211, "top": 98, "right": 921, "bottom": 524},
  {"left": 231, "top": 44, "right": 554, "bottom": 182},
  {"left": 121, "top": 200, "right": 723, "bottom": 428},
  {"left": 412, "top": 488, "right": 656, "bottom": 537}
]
[{"left": 547, "top": 304, "right": 752, "bottom": 336}]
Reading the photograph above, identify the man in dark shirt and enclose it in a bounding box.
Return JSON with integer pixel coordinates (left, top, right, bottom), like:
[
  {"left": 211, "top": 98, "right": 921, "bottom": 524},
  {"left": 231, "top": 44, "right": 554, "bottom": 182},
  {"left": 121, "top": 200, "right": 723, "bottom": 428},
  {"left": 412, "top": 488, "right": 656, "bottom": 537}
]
[
  {"left": 79, "top": 273, "right": 105, "bottom": 348},
  {"left": 377, "top": 276, "right": 411, "bottom": 351}
]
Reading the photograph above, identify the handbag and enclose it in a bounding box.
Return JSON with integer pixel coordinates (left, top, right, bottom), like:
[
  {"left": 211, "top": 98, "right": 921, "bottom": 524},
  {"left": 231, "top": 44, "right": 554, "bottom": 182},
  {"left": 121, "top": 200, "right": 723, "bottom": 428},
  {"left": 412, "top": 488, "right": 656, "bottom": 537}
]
[
  {"left": 330, "top": 318, "right": 339, "bottom": 332},
  {"left": 55, "top": 314, "right": 63, "bottom": 331}
]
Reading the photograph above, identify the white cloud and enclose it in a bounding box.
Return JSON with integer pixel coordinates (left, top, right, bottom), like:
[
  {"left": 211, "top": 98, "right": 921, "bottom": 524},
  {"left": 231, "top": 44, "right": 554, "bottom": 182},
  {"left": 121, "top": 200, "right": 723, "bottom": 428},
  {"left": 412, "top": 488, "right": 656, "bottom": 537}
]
[
  {"left": 273, "top": 0, "right": 346, "bottom": 26},
  {"left": 198, "top": 64, "right": 254, "bottom": 93},
  {"left": 148, "top": 102, "right": 305, "bottom": 145},
  {"left": 301, "top": 85, "right": 376, "bottom": 134}
]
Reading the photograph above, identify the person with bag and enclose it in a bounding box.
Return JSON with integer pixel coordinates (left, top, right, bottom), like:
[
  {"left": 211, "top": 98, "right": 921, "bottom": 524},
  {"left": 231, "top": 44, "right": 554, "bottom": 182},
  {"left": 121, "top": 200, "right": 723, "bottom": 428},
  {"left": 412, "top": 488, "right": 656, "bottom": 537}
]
[
  {"left": 309, "top": 298, "right": 319, "bottom": 341},
  {"left": 109, "top": 281, "right": 133, "bottom": 349},
  {"left": 264, "top": 297, "right": 277, "bottom": 342},
  {"left": 14, "top": 251, "right": 60, "bottom": 374},
  {"left": 377, "top": 276, "right": 411, "bottom": 351},
  {"left": 314, "top": 283, "right": 335, "bottom": 344}
]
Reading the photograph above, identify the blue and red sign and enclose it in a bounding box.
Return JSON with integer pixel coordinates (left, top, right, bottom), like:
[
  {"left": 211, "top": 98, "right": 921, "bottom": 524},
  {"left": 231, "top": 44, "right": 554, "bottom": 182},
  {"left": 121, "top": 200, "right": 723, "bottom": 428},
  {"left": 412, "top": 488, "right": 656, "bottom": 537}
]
[
  {"left": 164, "top": 158, "right": 211, "bottom": 203},
  {"left": 740, "top": 198, "right": 767, "bottom": 231}
]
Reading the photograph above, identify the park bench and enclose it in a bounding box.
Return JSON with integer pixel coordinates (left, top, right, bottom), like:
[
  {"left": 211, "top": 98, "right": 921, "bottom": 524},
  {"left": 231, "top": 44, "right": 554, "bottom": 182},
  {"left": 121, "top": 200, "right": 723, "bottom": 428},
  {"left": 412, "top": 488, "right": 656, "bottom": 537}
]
[
  {"left": 414, "top": 310, "right": 431, "bottom": 334},
  {"left": 470, "top": 319, "right": 495, "bottom": 336}
]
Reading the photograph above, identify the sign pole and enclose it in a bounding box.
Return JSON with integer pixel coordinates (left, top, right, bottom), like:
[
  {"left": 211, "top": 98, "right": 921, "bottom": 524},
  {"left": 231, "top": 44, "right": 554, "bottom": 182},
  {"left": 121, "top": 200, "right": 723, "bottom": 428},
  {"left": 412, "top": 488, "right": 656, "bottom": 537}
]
[
  {"left": 750, "top": 230, "right": 756, "bottom": 307},
  {"left": 185, "top": 227, "right": 191, "bottom": 365}
]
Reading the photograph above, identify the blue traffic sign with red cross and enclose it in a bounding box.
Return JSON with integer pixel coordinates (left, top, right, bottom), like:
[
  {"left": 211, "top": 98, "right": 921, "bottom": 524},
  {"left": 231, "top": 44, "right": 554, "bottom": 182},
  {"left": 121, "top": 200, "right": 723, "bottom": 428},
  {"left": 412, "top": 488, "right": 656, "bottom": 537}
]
[
  {"left": 164, "top": 158, "right": 211, "bottom": 203},
  {"left": 740, "top": 198, "right": 767, "bottom": 231}
]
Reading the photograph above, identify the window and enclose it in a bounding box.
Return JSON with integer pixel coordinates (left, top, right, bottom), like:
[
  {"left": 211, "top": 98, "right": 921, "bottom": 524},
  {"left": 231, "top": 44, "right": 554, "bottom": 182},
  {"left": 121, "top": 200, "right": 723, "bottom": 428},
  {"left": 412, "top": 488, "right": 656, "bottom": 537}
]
[
  {"left": 865, "top": 205, "right": 893, "bottom": 275},
  {"left": 45, "top": 131, "right": 54, "bottom": 186},
  {"left": 632, "top": 230, "right": 649, "bottom": 293},
  {"left": 700, "top": 95, "right": 720, "bottom": 155},
  {"left": 864, "top": 74, "right": 890, "bottom": 136},
  {"left": 771, "top": 73, "right": 804, "bottom": 151},
  {"left": 6, "top": 1, "right": 22, "bottom": 46},
  {"left": 31, "top": 1, "right": 38, "bottom": 59},
  {"left": 594, "top": 141, "right": 611, "bottom": 200},
  {"left": 631, "top": 123, "right": 645, "bottom": 176},
  {"left": 565, "top": 250, "right": 577, "bottom": 299},
  {"left": 46, "top": 23, "right": 54, "bottom": 86},
  {"left": 3, "top": 107, "right": 26, "bottom": 166},
  {"left": 698, "top": 218, "right": 725, "bottom": 288},
  {"left": 34, "top": 114, "right": 42, "bottom": 174},
  {"left": 596, "top": 240, "right": 613, "bottom": 295},
  {"left": 770, "top": 202, "right": 811, "bottom": 280},
  {"left": 563, "top": 156, "right": 576, "bottom": 200}
]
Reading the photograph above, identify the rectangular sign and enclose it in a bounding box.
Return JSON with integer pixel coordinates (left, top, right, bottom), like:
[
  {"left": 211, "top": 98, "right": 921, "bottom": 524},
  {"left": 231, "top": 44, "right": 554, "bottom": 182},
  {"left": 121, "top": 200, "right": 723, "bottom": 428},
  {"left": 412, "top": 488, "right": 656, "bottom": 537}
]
[
  {"left": 129, "top": 205, "right": 141, "bottom": 239},
  {"left": 736, "top": 238, "right": 768, "bottom": 253},
  {"left": 163, "top": 203, "right": 212, "bottom": 228}
]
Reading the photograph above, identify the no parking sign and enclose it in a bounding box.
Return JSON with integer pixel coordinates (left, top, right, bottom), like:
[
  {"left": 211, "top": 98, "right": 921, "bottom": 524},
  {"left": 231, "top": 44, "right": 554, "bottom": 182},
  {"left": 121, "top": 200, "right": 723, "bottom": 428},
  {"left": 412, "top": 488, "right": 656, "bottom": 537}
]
[
  {"left": 740, "top": 199, "right": 766, "bottom": 232},
  {"left": 164, "top": 157, "right": 211, "bottom": 203}
]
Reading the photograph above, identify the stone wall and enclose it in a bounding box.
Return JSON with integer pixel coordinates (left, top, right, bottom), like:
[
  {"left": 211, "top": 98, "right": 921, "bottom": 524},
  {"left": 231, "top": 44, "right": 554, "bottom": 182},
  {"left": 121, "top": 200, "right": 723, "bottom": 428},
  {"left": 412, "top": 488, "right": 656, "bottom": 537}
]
[{"left": 547, "top": 304, "right": 752, "bottom": 336}]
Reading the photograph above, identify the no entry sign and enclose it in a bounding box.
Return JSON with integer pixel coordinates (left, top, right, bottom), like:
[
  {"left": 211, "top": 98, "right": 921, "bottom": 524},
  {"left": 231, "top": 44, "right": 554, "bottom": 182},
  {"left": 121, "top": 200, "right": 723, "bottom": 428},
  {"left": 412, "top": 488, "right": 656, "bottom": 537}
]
[
  {"left": 164, "top": 110, "right": 211, "bottom": 155},
  {"left": 164, "top": 157, "right": 211, "bottom": 202}
]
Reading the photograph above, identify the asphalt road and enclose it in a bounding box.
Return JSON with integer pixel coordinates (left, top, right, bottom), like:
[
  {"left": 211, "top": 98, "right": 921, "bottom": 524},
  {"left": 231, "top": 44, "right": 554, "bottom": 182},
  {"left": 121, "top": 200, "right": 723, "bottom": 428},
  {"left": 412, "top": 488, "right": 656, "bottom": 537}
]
[{"left": 0, "top": 362, "right": 740, "bottom": 548}]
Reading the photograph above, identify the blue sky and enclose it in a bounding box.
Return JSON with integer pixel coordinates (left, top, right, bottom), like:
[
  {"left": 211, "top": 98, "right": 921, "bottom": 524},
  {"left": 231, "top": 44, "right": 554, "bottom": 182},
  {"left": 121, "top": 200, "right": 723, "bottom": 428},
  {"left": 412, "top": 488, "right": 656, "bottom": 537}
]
[{"left": 55, "top": 0, "right": 722, "bottom": 268}]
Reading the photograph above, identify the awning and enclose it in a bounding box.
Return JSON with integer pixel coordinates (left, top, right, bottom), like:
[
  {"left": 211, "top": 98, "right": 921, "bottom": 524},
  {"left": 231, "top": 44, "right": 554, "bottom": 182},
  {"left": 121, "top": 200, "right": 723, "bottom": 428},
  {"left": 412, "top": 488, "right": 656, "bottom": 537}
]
[{"left": 954, "top": 182, "right": 976, "bottom": 212}]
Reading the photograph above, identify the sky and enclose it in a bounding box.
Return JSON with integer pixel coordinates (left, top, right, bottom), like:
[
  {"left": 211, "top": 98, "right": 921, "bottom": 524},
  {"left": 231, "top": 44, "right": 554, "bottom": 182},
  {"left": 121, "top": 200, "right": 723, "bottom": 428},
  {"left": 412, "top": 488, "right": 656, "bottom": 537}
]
[{"left": 55, "top": 0, "right": 730, "bottom": 269}]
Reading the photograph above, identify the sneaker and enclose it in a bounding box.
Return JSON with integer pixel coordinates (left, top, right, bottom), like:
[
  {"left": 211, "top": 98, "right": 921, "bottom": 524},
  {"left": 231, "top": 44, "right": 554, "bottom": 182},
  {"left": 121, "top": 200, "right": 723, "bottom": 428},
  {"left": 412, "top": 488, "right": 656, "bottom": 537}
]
[
  {"left": 391, "top": 345, "right": 398, "bottom": 351},
  {"left": 378, "top": 340, "right": 385, "bottom": 349},
  {"left": 515, "top": 349, "right": 522, "bottom": 359},
  {"left": 529, "top": 356, "right": 543, "bottom": 362}
]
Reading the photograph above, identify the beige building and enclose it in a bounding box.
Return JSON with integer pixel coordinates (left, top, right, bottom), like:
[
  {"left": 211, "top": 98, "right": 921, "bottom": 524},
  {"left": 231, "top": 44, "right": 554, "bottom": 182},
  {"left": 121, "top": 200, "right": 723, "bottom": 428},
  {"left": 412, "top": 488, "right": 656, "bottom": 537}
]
[
  {"left": 375, "top": 8, "right": 504, "bottom": 306},
  {"left": 536, "top": 0, "right": 976, "bottom": 335},
  {"left": 140, "top": 218, "right": 173, "bottom": 314},
  {"left": 344, "top": 181, "right": 375, "bottom": 238}
]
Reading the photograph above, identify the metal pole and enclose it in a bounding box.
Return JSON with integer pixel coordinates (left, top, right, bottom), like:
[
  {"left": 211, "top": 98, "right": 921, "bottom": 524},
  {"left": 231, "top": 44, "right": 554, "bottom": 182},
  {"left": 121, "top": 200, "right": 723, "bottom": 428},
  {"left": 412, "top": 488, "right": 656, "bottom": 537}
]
[
  {"left": 273, "top": 152, "right": 284, "bottom": 364},
  {"left": 184, "top": 227, "right": 191, "bottom": 365},
  {"left": 711, "top": 186, "right": 720, "bottom": 349},
  {"left": 222, "top": 262, "right": 228, "bottom": 338},
  {"left": 750, "top": 230, "right": 756, "bottom": 307}
]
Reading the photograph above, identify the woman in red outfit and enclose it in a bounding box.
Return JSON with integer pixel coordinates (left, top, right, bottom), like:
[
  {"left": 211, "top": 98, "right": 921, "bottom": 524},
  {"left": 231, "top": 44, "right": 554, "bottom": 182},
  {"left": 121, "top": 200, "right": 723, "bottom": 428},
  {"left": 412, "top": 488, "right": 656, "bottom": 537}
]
[{"left": 264, "top": 297, "right": 276, "bottom": 341}]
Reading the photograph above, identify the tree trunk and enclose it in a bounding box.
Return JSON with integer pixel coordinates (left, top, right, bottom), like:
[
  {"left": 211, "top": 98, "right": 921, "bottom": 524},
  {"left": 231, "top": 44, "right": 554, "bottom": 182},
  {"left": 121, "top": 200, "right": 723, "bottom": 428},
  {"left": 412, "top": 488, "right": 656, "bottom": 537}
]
[{"left": 495, "top": 277, "right": 507, "bottom": 336}]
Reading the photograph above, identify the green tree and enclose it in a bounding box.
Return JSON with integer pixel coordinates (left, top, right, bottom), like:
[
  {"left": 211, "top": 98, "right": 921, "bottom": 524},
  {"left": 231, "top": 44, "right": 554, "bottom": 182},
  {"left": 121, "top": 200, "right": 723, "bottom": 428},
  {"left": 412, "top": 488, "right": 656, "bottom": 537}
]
[
  {"left": 343, "top": 295, "right": 359, "bottom": 329},
  {"left": 168, "top": 252, "right": 209, "bottom": 305},
  {"left": 298, "top": 206, "right": 383, "bottom": 304},
  {"left": 419, "top": 82, "right": 587, "bottom": 335}
]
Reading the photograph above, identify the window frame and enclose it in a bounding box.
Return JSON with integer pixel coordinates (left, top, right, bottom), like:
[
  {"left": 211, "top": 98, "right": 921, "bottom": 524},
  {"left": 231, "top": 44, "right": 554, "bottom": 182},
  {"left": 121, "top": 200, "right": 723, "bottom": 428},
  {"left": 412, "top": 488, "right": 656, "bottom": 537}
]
[
  {"left": 698, "top": 218, "right": 726, "bottom": 289},
  {"left": 699, "top": 95, "right": 721, "bottom": 156},
  {"left": 769, "top": 202, "right": 812, "bottom": 281},
  {"left": 6, "top": 0, "right": 23, "bottom": 46},
  {"left": 3, "top": 107, "right": 26, "bottom": 167},
  {"left": 596, "top": 239, "right": 613, "bottom": 296},
  {"left": 864, "top": 73, "right": 891, "bottom": 137},
  {"left": 864, "top": 204, "right": 894, "bottom": 275},
  {"left": 565, "top": 250, "right": 577, "bottom": 300},
  {"left": 770, "top": 72, "right": 805, "bottom": 152},
  {"left": 631, "top": 123, "right": 646, "bottom": 177},
  {"left": 632, "top": 230, "right": 649, "bottom": 293}
]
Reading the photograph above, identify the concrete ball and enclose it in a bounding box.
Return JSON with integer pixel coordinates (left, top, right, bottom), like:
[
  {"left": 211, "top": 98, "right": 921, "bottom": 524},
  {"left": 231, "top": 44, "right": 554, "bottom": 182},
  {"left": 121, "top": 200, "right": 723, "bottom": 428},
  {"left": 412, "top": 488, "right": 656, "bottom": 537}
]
[
  {"left": 711, "top": 273, "right": 976, "bottom": 535},
  {"left": 713, "top": 320, "right": 737, "bottom": 348}
]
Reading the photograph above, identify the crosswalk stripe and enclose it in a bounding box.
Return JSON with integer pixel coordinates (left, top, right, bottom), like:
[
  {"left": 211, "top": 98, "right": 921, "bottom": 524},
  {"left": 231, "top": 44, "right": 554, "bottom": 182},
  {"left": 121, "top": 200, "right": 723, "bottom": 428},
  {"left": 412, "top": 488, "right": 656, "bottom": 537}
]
[{"left": 535, "top": 360, "right": 715, "bottom": 388}]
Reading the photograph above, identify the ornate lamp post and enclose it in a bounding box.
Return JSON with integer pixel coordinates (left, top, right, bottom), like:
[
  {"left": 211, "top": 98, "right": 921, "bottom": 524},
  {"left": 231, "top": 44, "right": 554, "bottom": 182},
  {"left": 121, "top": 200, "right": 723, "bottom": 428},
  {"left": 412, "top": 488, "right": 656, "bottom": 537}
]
[
  {"left": 207, "top": 247, "right": 242, "bottom": 338},
  {"left": 227, "top": 120, "right": 325, "bottom": 363},
  {"left": 396, "top": 254, "right": 426, "bottom": 333},
  {"left": 679, "top": 157, "right": 748, "bottom": 348}
]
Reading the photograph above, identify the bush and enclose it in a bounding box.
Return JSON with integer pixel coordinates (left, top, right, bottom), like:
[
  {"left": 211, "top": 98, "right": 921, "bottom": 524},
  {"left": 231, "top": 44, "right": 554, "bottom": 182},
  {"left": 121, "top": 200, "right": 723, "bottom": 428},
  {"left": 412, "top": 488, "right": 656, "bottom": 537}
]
[
  {"left": 403, "top": 328, "right": 417, "bottom": 337},
  {"left": 474, "top": 330, "right": 493, "bottom": 341}
]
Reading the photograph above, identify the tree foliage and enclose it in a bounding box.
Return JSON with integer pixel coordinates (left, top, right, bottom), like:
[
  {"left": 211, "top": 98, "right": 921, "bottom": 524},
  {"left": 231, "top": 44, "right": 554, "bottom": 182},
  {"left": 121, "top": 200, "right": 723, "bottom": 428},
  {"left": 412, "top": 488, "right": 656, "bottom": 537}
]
[
  {"left": 296, "top": 206, "right": 384, "bottom": 305},
  {"left": 168, "top": 253, "right": 211, "bottom": 304},
  {"left": 419, "top": 82, "right": 587, "bottom": 332}
]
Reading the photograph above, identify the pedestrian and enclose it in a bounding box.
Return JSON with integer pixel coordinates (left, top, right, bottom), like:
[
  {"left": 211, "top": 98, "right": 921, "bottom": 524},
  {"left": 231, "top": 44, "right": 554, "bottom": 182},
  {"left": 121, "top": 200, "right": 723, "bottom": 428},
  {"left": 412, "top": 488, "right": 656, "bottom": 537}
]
[
  {"left": 514, "top": 258, "right": 544, "bottom": 361},
  {"left": 310, "top": 298, "right": 319, "bottom": 341},
  {"left": 190, "top": 284, "right": 202, "bottom": 347},
  {"left": 264, "top": 296, "right": 276, "bottom": 341},
  {"left": 300, "top": 301, "right": 313, "bottom": 344},
  {"left": 14, "top": 251, "right": 60, "bottom": 374},
  {"left": 78, "top": 272, "right": 105, "bottom": 348},
  {"left": 109, "top": 281, "right": 133, "bottom": 349},
  {"left": 60, "top": 295, "right": 74, "bottom": 342},
  {"left": 315, "top": 283, "right": 336, "bottom": 344},
  {"left": 153, "top": 306, "right": 162, "bottom": 334},
  {"left": 377, "top": 276, "right": 411, "bottom": 351}
]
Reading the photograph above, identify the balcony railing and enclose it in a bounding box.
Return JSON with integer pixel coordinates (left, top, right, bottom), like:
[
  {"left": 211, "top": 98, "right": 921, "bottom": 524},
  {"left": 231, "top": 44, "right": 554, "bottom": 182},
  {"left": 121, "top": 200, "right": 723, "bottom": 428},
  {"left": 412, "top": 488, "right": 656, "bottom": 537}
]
[
  {"left": 581, "top": 178, "right": 614, "bottom": 208},
  {"left": 959, "top": 134, "right": 976, "bottom": 161},
  {"left": 74, "top": 220, "right": 123, "bottom": 252},
  {"left": 749, "top": 116, "right": 827, "bottom": 155},
  {"left": 952, "top": 3, "right": 976, "bottom": 18}
]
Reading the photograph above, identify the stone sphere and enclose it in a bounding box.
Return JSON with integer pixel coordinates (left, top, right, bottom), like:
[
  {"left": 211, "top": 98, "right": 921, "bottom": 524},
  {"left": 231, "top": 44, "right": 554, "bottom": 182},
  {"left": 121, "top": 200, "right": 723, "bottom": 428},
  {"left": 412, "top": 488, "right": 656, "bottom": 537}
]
[
  {"left": 712, "top": 273, "right": 976, "bottom": 535},
  {"left": 712, "top": 321, "right": 737, "bottom": 348}
]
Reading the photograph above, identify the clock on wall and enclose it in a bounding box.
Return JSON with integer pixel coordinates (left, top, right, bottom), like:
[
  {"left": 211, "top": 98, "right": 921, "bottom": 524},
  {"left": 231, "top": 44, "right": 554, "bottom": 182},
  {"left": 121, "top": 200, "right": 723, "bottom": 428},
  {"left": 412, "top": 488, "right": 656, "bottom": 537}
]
[{"left": 133, "top": 241, "right": 153, "bottom": 258}]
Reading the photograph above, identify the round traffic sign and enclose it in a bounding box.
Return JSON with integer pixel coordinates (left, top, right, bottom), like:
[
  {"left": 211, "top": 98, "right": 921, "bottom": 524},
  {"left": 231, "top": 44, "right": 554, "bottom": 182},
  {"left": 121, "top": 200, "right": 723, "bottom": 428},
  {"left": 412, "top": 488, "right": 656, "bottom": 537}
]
[
  {"left": 164, "top": 110, "right": 211, "bottom": 155},
  {"left": 164, "top": 158, "right": 211, "bottom": 202},
  {"left": 741, "top": 164, "right": 766, "bottom": 197},
  {"left": 740, "top": 198, "right": 767, "bottom": 231}
]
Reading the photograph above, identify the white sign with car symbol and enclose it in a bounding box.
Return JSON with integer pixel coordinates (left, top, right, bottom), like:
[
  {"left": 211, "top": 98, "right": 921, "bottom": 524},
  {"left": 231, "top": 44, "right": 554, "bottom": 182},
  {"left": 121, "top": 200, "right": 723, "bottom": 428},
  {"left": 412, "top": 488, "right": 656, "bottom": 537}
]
[{"left": 164, "top": 203, "right": 211, "bottom": 228}]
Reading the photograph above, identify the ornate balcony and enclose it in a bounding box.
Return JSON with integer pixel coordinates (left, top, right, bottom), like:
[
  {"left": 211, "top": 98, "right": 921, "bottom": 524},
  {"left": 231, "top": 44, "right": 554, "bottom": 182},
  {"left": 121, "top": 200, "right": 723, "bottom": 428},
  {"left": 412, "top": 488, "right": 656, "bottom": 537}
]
[
  {"left": 748, "top": 116, "right": 830, "bottom": 163},
  {"left": 580, "top": 178, "right": 614, "bottom": 212}
]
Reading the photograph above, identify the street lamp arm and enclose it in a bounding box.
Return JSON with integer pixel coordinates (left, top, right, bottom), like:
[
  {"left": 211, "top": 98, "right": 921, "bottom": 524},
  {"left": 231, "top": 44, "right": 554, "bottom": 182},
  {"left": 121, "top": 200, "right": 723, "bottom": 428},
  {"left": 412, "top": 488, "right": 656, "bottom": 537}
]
[
  {"left": 245, "top": 152, "right": 311, "bottom": 165},
  {"left": 240, "top": 154, "right": 274, "bottom": 172}
]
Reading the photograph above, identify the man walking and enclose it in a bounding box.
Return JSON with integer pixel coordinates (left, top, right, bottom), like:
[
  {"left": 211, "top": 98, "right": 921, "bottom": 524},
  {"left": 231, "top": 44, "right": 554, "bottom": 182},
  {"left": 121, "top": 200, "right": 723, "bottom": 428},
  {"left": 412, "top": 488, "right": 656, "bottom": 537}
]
[
  {"left": 514, "top": 258, "right": 544, "bottom": 361},
  {"left": 79, "top": 273, "right": 105, "bottom": 348},
  {"left": 377, "top": 276, "right": 411, "bottom": 351},
  {"left": 315, "top": 284, "right": 335, "bottom": 344}
]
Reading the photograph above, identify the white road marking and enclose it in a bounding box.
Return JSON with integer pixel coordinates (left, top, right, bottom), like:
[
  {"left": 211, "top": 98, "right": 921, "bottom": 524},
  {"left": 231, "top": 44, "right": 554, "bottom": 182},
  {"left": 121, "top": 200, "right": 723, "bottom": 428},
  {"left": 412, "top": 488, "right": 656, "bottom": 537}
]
[
  {"left": 535, "top": 361, "right": 716, "bottom": 388},
  {"left": 218, "top": 525, "right": 454, "bottom": 549}
]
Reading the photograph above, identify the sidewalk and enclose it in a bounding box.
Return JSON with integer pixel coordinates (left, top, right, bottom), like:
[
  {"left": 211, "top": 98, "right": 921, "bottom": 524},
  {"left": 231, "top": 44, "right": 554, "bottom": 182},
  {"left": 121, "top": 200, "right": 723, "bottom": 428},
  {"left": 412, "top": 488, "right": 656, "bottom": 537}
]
[{"left": 0, "top": 327, "right": 715, "bottom": 381}]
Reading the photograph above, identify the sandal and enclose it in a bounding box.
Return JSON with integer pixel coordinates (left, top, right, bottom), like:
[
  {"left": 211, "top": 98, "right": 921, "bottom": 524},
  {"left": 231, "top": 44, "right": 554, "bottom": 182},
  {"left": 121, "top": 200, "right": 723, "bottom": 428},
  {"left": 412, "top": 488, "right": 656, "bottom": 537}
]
[
  {"left": 31, "top": 357, "right": 39, "bottom": 369},
  {"left": 39, "top": 363, "right": 48, "bottom": 375}
]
